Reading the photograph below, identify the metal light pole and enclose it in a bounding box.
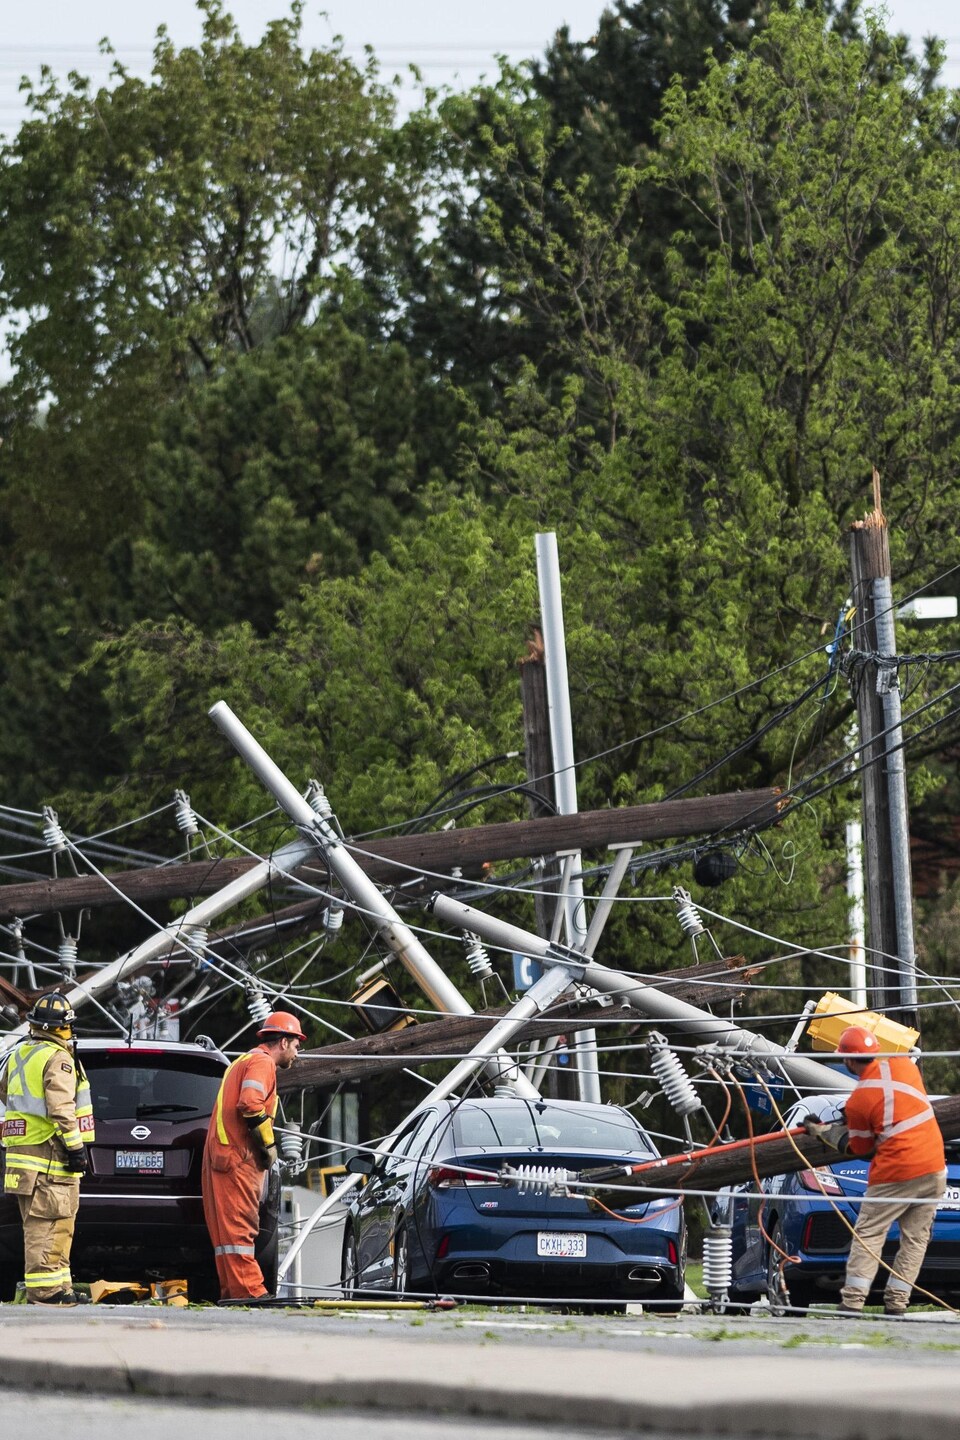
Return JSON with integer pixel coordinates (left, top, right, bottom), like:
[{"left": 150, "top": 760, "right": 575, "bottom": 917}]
[{"left": 535, "top": 533, "right": 601, "bottom": 1103}]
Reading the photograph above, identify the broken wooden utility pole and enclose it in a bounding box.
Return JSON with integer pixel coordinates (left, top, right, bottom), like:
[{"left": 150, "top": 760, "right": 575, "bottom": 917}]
[
  {"left": 0, "top": 835, "right": 320, "bottom": 1056},
  {"left": 575, "top": 1093, "right": 960, "bottom": 1196},
  {"left": 848, "top": 474, "right": 918, "bottom": 1028},
  {"left": 0, "top": 787, "right": 785, "bottom": 922},
  {"left": 519, "top": 626, "right": 560, "bottom": 942},
  {"left": 280, "top": 955, "right": 759, "bottom": 1093}
]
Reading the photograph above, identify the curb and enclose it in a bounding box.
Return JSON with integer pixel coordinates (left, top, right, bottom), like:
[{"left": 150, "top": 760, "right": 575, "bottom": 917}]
[{"left": 0, "top": 1349, "right": 957, "bottom": 1440}]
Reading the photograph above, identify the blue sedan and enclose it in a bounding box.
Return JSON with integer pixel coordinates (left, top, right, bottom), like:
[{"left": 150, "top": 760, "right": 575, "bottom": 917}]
[
  {"left": 712, "top": 1093, "right": 960, "bottom": 1310},
  {"left": 341, "top": 1097, "right": 686, "bottom": 1307}
]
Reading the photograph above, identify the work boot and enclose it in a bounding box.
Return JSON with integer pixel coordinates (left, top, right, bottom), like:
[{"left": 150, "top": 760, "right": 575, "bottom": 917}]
[
  {"left": 835, "top": 1302, "right": 864, "bottom": 1317},
  {"left": 884, "top": 1301, "right": 907, "bottom": 1318}
]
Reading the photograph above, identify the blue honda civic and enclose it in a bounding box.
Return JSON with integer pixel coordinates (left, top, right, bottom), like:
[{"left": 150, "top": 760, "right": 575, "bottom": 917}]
[
  {"left": 712, "top": 1093, "right": 960, "bottom": 1310},
  {"left": 341, "top": 1096, "right": 686, "bottom": 1308}
]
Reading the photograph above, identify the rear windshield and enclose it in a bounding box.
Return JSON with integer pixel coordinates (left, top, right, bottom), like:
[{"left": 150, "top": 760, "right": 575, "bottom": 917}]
[
  {"left": 83, "top": 1052, "right": 225, "bottom": 1121},
  {"left": 452, "top": 1102, "right": 652, "bottom": 1155}
]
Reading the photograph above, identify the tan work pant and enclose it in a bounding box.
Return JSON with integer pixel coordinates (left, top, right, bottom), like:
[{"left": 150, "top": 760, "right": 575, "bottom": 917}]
[
  {"left": 17, "top": 1175, "right": 80, "bottom": 1300},
  {"left": 842, "top": 1168, "right": 946, "bottom": 1311}
]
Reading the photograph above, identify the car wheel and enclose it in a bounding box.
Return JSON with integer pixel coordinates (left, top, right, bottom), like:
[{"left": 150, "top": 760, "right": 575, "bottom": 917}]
[
  {"left": 392, "top": 1225, "right": 410, "bottom": 1299},
  {"left": 766, "top": 1223, "right": 810, "bottom": 1313},
  {"left": 341, "top": 1227, "right": 361, "bottom": 1299},
  {"left": 0, "top": 1266, "right": 19, "bottom": 1303}
]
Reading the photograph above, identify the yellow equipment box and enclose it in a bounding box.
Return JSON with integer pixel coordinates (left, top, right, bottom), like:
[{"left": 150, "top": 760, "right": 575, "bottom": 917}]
[{"left": 805, "top": 991, "right": 918, "bottom": 1054}]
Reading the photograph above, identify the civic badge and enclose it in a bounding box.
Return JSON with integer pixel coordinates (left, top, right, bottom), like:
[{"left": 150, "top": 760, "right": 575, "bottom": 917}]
[{"left": 130, "top": 1125, "right": 152, "bottom": 1140}]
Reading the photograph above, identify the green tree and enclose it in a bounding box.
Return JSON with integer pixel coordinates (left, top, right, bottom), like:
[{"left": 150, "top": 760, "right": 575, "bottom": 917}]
[
  {"left": 0, "top": 0, "right": 408, "bottom": 410},
  {"left": 129, "top": 316, "right": 465, "bottom": 634},
  {"left": 0, "top": 2, "right": 447, "bottom": 797}
]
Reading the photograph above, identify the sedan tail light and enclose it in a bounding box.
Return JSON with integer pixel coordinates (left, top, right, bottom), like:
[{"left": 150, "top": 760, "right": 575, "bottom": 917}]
[
  {"left": 426, "top": 1165, "right": 500, "bottom": 1189},
  {"left": 797, "top": 1167, "right": 844, "bottom": 1196}
]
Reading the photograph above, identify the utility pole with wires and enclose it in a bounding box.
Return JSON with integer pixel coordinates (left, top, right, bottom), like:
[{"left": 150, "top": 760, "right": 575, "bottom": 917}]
[{"left": 848, "top": 471, "right": 918, "bottom": 1029}]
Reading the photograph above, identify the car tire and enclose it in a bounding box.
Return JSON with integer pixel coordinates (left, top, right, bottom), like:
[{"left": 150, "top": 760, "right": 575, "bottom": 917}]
[
  {"left": 766, "top": 1222, "right": 812, "bottom": 1312},
  {"left": 341, "top": 1227, "right": 361, "bottom": 1299},
  {"left": 0, "top": 1266, "right": 19, "bottom": 1303},
  {"left": 392, "top": 1224, "right": 410, "bottom": 1299}
]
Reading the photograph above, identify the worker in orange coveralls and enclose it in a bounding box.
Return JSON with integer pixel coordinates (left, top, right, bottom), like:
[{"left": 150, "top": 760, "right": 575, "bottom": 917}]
[{"left": 202, "top": 1011, "right": 306, "bottom": 1302}]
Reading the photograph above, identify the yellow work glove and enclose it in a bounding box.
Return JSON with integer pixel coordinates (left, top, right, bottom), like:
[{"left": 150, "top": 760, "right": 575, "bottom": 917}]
[{"left": 244, "top": 1112, "right": 279, "bottom": 1170}]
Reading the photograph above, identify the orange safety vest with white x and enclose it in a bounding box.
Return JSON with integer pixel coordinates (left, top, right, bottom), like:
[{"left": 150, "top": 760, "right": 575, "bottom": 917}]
[{"left": 844, "top": 1054, "right": 945, "bottom": 1184}]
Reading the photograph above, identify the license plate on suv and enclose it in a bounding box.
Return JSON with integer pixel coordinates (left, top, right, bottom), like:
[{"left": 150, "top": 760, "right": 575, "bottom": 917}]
[
  {"left": 115, "top": 1150, "right": 164, "bottom": 1173},
  {"left": 537, "top": 1231, "right": 586, "bottom": 1258}
]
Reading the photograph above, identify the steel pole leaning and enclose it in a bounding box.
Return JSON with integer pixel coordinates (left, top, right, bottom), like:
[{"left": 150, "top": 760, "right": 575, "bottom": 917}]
[
  {"left": 0, "top": 835, "right": 319, "bottom": 1057},
  {"left": 208, "top": 702, "right": 539, "bottom": 1098},
  {"left": 430, "top": 894, "right": 854, "bottom": 1097},
  {"left": 277, "top": 965, "right": 578, "bottom": 1286},
  {"left": 276, "top": 1171, "right": 363, "bottom": 1285}
]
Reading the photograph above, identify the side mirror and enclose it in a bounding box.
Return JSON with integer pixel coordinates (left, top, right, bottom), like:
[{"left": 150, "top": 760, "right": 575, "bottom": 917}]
[{"left": 345, "top": 1153, "right": 371, "bottom": 1175}]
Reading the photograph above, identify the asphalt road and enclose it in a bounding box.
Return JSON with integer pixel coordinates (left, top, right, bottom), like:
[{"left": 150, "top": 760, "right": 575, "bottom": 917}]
[{"left": 0, "top": 1391, "right": 732, "bottom": 1440}]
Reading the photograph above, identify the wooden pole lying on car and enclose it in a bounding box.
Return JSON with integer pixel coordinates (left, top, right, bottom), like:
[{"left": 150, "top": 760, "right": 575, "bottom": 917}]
[
  {"left": 574, "top": 1094, "right": 960, "bottom": 1196},
  {"left": 279, "top": 954, "right": 760, "bottom": 1093}
]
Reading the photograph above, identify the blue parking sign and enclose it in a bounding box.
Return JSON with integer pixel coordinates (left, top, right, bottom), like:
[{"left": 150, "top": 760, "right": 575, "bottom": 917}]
[{"left": 512, "top": 952, "right": 543, "bottom": 990}]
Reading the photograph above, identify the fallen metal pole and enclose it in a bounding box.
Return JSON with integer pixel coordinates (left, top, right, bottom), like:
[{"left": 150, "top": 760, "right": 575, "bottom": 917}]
[
  {"left": 0, "top": 836, "right": 318, "bottom": 1056},
  {"left": 280, "top": 955, "right": 757, "bottom": 1093},
  {"left": 429, "top": 895, "right": 854, "bottom": 1097},
  {"left": 209, "top": 701, "right": 539, "bottom": 1098},
  {"left": 277, "top": 962, "right": 581, "bottom": 1284}
]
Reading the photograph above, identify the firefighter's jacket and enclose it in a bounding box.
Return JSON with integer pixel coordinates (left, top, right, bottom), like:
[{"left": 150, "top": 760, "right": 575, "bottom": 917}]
[
  {"left": 844, "top": 1054, "right": 945, "bottom": 1184},
  {"left": 206, "top": 1045, "right": 278, "bottom": 1171},
  {"left": 0, "top": 1033, "right": 95, "bottom": 1194}
]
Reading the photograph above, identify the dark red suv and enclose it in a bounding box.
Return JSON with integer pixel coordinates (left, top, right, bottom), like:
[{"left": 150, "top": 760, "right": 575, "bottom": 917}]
[{"left": 0, "top": 1037, "right": 280, "bottom": 1302}]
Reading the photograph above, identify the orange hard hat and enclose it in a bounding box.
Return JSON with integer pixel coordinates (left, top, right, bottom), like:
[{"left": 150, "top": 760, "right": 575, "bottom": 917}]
[
  {"left": 257, "top": 1011, "right": 307, "bottom": 1042},
  {"left": 837, "top": 1025, "right": 880, "bottom": 1057}
]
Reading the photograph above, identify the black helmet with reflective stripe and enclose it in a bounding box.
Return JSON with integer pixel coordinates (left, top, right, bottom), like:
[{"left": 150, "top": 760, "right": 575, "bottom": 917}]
[{"left": 26, "top": 992, "right": 76, "bottom": 1029}]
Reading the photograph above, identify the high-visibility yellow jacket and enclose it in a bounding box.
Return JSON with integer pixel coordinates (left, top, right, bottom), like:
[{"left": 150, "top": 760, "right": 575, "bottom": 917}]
[
  {"left": 0, "top": 1033, "right": 95, "bottom": 1191},
  {"left": 845, "top": 1054, "right": 945, "bottom": 1183}
]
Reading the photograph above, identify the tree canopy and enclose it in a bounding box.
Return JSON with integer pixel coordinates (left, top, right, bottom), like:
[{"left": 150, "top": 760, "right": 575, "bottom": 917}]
[{"left": 1, "top": 1, "right": 959, "bottom": 1063}]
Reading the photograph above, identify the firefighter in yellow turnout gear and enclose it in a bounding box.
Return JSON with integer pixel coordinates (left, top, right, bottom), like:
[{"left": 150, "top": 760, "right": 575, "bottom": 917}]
[{"left": 0, "top": 993, "right": 95, "bottom": 1304}]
